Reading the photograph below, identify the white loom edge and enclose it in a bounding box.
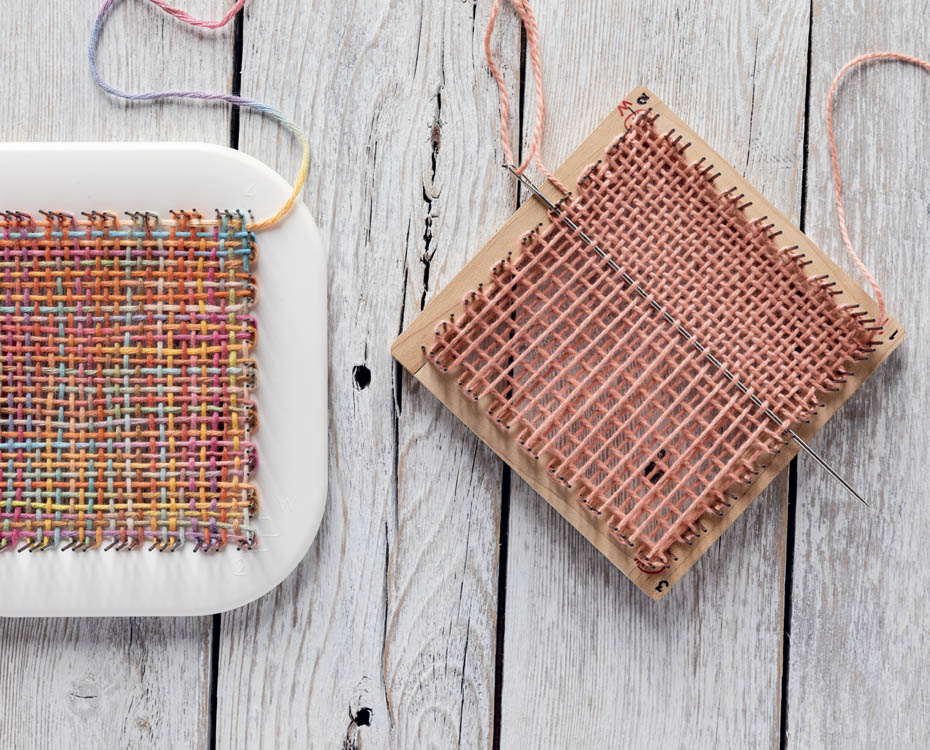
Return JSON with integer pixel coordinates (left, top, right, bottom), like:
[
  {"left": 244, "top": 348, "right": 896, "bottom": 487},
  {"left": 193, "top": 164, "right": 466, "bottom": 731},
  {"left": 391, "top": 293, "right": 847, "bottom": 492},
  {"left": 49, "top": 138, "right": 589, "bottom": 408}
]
[{"left": 0, "top": 142, "right": 328, "bottom": 616}]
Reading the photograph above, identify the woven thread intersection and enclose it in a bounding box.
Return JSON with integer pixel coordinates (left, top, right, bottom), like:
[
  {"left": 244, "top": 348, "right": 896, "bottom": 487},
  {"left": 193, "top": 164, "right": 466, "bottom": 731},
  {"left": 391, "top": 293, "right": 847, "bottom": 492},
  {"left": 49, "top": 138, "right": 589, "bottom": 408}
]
[{"left": 0, "top": 211, "right": 258, "bottom": 552}]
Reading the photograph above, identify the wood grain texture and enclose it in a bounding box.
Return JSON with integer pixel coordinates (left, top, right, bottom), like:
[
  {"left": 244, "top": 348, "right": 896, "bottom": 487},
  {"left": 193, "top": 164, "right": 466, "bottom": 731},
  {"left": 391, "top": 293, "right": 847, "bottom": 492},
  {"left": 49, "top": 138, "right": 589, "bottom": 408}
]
[
  {"left": 7, "top": 2, "right": 928, "bottom": 748},
  {"left": 788, "top": 2, "right": 930, "bottom": 746},
  {"left": 215, "top": 2, "right": 518, "bottom": 747},
  {"left": 0, "top": 1, "right": 234, "bottom": 748},
  {"left": 499, "top": 0, "right": 810, "bottom": 746}
]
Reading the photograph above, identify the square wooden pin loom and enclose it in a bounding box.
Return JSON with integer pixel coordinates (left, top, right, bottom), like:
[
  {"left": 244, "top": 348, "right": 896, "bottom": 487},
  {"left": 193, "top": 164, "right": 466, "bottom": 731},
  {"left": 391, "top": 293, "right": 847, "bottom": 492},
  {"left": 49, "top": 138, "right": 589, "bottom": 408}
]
[{"left": 392, "top": 87, "right": 902, "bottom": 599}]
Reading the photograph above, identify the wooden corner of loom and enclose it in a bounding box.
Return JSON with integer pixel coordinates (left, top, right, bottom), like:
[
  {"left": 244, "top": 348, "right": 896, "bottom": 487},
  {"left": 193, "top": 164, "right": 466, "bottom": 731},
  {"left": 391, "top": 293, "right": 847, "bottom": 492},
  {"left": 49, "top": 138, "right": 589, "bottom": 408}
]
[{"left": 390, "top": 86, "right": 906, "bottom": 601}]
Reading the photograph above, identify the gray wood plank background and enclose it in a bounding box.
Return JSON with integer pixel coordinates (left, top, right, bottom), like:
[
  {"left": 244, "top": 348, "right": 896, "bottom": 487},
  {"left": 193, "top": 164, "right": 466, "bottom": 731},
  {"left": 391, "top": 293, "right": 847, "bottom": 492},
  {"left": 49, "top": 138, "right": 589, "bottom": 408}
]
[
  {"left": 2, "top": 1, "right": 927, "bottom": 748},
  {"left": 790, "top": 1, "right": 930, "bottom": 747}
]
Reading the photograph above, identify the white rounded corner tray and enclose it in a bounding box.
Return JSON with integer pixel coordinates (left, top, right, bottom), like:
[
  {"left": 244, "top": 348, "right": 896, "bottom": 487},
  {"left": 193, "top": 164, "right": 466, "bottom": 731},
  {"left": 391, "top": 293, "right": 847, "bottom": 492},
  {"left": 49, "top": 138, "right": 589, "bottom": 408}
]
[{"left": 0, "top": 142, "right": 327, "bottom": 616}]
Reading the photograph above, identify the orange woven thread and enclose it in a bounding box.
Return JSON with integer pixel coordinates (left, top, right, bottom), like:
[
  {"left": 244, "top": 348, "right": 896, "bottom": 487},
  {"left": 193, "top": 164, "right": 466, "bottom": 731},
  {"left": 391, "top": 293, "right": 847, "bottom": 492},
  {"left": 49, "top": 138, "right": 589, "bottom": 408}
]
[{"left": 428, "top": 114, "right": 876, "bottom": 568}]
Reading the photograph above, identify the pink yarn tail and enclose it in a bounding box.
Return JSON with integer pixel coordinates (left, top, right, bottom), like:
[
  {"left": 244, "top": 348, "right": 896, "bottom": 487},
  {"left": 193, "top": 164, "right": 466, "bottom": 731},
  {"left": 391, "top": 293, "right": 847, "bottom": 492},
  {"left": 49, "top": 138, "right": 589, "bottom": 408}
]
[
  {"left": 147, "top": 0, "right": 245, "bottom": 29},
  {"left": 827, "top": 52, "right": 930, "bottom": 327},
  {"left": 485, "top": 0, "right": 569, "bottom": 195}
]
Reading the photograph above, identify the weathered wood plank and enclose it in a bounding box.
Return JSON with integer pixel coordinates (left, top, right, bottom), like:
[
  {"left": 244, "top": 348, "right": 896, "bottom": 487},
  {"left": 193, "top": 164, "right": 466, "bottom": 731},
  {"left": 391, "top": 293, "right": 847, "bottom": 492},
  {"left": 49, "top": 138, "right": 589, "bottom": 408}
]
[
  {"left": 788, "top": 3, "right": 930, "bottom": 746},
  {"left": 216, "top": 2, "right": 517, "bottom": 746},
  {"left": 499, "top": 1, "right": 811, "bottom": 746},
  {"left": 0, "top": 1, "right": 234, "bottom": 747}
]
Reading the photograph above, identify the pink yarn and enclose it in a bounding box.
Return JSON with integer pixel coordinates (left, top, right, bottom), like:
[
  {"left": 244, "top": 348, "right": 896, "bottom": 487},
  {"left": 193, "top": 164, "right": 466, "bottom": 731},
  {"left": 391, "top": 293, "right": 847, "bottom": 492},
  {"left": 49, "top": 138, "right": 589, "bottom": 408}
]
[
  {"left": 428, "top": 113, "right": 876, "bottom": 567},
  {"left": 827, "top": 52, "right": 930, "bottom": 327},
  {"left": 485, "top": 0, "right": 568, "bottom": 195},
  {"left": 147, "top": 0, "right": 245, "bottom": 29},
  {"left": 133, "top": 3, "right": 924, "bottom": 329}
]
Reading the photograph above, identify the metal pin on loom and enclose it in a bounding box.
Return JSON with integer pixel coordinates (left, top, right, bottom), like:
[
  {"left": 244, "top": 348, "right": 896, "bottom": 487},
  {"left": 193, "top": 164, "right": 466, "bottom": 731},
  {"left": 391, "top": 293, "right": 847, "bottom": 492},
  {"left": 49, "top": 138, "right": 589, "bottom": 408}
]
[{"left": 505, "top": 164, "right": 869, "bottom": 507}]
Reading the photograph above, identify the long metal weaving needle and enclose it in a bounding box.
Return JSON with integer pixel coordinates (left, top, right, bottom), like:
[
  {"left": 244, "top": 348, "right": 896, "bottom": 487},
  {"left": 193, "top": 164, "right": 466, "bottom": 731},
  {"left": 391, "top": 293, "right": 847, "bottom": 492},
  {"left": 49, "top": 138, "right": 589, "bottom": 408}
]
[
  {"left": 505, "top": 165, "right": 869, "bottom": 507},
  {"left": 785, "top": 429, "right": 867, "bottom": 506}
]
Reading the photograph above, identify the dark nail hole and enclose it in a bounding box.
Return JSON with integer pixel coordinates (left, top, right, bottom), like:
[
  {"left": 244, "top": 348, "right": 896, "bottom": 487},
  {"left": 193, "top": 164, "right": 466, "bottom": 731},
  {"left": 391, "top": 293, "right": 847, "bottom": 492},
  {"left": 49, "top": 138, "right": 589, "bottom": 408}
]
[
  {"left": 352, "top": 364, "right": 371, "bottom": 391},
  {"left": 354, "top": 707, "right": 372, "bottom": 726}
]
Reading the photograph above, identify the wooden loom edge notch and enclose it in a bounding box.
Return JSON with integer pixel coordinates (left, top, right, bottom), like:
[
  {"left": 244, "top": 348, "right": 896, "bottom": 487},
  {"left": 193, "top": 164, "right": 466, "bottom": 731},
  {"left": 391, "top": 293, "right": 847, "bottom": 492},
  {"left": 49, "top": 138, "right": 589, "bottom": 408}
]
[{"left": 391, "top": 86, "right": 904, "bottom": 600}]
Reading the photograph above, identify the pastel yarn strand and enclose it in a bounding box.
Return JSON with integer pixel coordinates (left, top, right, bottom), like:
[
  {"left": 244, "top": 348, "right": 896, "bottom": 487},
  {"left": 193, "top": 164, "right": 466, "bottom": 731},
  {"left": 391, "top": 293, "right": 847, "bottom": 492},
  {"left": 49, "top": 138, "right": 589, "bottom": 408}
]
[
  {"left": 89, "top": 0, "right": 308, "bottom": 230},
  {"left": 827, "top": 52, "right": 930, "bottom": 327}
]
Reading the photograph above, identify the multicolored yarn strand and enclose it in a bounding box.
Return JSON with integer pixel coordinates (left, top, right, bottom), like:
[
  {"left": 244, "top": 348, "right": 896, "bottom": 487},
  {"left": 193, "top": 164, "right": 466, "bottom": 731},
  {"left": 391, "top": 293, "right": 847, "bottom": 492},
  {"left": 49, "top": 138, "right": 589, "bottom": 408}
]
[
  {"left": 0, "top": 211, "right": 257, "bottom": 552},
  {"left": 827, "top": 51, "right": 930, "bottom": 328},
  {"left": 88, "top": 0, "right": 308, "bottom": 231}
]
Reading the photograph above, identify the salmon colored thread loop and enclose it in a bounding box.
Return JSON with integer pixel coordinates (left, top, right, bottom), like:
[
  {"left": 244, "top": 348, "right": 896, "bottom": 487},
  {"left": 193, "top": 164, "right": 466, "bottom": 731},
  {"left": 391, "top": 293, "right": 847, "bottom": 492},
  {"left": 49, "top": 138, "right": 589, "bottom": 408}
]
[
  {"left": 148, "top": 0, "right": 246, "bottom": 29},
  {"left": 827, "top": 51, "right": 930, "bottom": 327},
  {"left": 485, "top": 0, "right": 569, "bottom": 195}
]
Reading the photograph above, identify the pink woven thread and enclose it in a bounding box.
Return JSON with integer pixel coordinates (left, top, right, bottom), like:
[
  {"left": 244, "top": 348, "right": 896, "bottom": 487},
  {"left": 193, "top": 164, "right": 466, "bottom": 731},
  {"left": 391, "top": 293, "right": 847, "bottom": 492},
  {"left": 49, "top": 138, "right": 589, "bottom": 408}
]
[
  {"left": 471, "top": 5, "right": 907, "bottom": 566},
  {"left": 429, "top": 114, "right": 876, "bottom": 567},
  {"left": 485, "top": 1, "right": 905, "bottom": 328},
  {"left": 827, "top": 51, "right": 930, "bottom": 328}
]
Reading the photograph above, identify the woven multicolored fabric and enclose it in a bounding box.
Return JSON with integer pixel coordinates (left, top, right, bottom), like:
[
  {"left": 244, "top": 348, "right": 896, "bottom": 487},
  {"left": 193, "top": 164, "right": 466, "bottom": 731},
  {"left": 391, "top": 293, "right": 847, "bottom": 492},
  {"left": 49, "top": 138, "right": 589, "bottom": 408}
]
[
  {"left": 428, "top": 114, "right": 876, "bottom": 569},
  {"left": 0, "top": 211, "right": 257, "bottom": 552}
]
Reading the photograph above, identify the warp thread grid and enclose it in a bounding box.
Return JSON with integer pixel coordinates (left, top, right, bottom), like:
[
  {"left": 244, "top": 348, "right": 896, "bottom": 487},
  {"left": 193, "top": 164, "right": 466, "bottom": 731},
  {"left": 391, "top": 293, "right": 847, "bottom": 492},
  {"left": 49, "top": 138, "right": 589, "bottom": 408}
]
[
  {"left": 0, "top": 212, "right": 257, "bottom": 552},
  {"left": 428, "top": 115, "right": 876, "bottom": 568}
]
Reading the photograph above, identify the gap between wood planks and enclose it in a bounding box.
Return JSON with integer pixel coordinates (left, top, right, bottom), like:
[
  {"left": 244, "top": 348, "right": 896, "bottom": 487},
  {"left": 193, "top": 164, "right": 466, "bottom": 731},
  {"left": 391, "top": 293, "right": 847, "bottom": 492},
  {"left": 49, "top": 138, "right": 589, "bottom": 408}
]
[
  {"left": 207, "top": 9, "right": 245, "bottom": 750},
  {"left": 779, "top": 3, "right": 814, "bottom": 747},
  {"left": 490, "top": 21, "right": 528, "bottom": 750}
]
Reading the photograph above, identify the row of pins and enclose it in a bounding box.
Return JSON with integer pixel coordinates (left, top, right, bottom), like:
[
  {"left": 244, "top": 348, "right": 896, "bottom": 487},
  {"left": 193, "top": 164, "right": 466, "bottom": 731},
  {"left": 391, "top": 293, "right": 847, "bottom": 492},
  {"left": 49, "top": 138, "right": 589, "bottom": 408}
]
[
  {"left": 1, "top": 522, "right": 258, "bottom": 554},
  {"left": 0, "top": 209, "right": 256, "bottom": 251}
]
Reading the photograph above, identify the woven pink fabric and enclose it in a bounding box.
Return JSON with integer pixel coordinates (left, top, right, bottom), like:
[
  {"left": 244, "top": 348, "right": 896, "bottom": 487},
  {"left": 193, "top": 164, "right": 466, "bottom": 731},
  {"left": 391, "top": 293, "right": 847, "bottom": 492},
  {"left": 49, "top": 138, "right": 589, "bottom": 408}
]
[{"left": 428, "top": 114, "right": 875, "bottom": 568}]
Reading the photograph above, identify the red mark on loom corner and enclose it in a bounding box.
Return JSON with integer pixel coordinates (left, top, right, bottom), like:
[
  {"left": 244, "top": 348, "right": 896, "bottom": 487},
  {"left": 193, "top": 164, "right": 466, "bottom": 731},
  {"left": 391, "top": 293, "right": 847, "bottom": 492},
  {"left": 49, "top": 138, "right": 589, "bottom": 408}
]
[
  {"left": 618, "top": 94, "right": 651, "bottom": 127},
  {"left": 636, "top": 559, "right": 666, "bottom": 575}
]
